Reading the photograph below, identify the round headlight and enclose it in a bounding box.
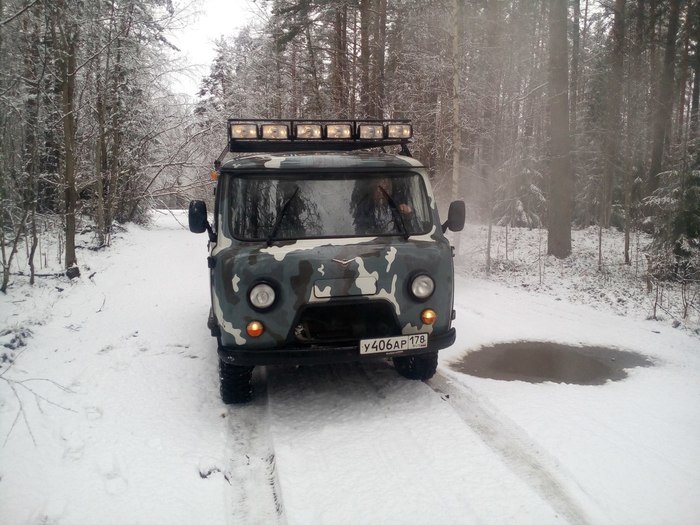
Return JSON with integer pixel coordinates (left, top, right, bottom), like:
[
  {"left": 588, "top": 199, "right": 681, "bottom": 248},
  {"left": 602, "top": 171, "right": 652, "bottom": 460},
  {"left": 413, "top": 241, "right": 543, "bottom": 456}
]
[
  {"left": 249, "top": 283, "right": 276, "bottom": 310},
  {"left": 410, "top": 274, "right": 435, "bottom": 299}
]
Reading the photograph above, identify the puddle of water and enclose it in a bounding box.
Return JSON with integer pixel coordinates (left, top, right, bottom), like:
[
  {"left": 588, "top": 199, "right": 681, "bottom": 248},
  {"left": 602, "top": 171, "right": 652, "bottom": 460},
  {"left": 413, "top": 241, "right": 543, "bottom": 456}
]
[{"left": 449, "top": 342, "right": 653, "bottom": 385}]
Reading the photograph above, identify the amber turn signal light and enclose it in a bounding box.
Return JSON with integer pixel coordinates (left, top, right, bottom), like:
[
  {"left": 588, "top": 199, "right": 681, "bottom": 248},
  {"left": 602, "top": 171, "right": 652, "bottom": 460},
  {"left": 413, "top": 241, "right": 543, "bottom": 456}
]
[
  {"left": 247, "top": 321, "right": 264, "bottom": 337},
  {"left": 421, "top": 309, "right": 437, "bottom": 325}
]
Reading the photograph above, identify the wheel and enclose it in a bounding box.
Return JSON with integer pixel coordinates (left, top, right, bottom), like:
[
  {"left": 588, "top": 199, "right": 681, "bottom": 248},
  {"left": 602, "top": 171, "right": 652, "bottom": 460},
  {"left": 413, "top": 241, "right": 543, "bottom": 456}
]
[
  {"left": 219, "top": 359, "right": 254, "bottom": 404},
  {"left": 392, "top": 352, "right": 438, "bottom": 380}
]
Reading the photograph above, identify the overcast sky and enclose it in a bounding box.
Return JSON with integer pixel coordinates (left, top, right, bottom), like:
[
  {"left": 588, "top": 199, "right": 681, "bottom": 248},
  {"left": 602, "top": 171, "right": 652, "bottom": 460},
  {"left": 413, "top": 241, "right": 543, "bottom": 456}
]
[{"left": 169, "top": 0, "right": 259, "bottom": 97}]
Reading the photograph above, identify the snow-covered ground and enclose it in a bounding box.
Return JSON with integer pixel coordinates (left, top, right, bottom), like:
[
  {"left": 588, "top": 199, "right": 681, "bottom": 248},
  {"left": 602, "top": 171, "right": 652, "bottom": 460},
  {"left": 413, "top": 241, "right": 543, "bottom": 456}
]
[
  {"left": 455, "top": 223, "right": 700, "bottom": 333},
  {"left": 1, "top": 212, "right": 699, "bottom": 524}
]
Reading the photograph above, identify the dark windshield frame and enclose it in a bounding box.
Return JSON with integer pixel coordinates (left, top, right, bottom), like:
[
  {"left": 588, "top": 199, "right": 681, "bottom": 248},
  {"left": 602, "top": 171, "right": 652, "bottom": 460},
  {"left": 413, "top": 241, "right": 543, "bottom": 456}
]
[{"left": 226, "top": 169, "right": 433, "bottom": 242}]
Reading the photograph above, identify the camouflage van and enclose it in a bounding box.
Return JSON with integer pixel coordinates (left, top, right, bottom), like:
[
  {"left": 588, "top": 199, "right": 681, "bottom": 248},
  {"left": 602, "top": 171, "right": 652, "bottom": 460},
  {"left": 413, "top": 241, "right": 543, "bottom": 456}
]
[{"left": 189, "top": 119, "right": 465, "bottom": 403}]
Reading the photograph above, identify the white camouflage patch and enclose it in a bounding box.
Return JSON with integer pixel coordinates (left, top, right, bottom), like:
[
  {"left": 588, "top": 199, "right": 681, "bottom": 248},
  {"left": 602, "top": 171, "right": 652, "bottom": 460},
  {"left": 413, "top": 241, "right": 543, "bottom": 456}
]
[{"left": 385, "top": 247, "right": 397, "bottom": 272}]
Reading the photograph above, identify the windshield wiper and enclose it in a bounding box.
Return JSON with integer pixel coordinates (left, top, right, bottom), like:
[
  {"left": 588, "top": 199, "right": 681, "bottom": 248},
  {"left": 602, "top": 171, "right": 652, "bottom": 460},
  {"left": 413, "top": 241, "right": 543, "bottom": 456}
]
[
  {"left": 378, "top": 186, "right": 410, "bottom": 240},
  {"left": 267, "top": 186, "right": 300, "bottom": 246}
]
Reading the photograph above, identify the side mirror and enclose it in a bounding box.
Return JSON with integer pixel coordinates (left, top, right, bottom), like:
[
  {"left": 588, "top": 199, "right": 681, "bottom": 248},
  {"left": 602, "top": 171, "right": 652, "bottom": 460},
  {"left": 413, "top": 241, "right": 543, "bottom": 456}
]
[
  {"left": 188, "top": 200, "right": 208, "bottom": 234},
  {"left": 442, "top": 200, "right": 465, "bottom": 233}
]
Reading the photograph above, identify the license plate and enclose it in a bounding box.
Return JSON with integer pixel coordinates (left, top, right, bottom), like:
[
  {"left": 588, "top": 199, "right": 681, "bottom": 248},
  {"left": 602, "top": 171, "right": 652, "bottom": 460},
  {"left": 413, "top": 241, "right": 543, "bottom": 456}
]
[{"left": 359, "top": 333, "right": 428, "bottom": 355}]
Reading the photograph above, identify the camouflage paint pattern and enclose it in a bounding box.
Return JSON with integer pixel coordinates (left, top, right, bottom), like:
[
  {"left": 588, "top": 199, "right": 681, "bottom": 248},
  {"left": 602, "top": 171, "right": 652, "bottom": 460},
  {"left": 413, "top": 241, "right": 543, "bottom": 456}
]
[{"left": 209, "top": 152, "right": 454, "bottom": 352}]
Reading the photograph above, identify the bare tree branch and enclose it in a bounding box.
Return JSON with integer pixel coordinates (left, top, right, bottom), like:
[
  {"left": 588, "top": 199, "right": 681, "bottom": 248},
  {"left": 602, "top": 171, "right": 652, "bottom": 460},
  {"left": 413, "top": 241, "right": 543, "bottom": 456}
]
[{"left": 0, "top": 0, "right": 40, "bottom": 27}]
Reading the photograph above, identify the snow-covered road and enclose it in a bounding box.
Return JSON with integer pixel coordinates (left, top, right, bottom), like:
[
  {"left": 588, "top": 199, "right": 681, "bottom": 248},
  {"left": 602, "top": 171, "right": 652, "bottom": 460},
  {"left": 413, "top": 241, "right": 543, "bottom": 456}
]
[
  {"left": 1, "top": 212, "right": 699, "bottom": 524},
  {"left": 264, "top": 363, "right": 579, "bottom": 524}
]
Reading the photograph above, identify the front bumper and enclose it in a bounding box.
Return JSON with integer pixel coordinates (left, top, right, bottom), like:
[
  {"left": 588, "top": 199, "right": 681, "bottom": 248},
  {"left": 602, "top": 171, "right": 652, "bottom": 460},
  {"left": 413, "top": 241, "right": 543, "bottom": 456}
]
[{"left": 218, "top": 328, "right": 456, "bottom": 366}]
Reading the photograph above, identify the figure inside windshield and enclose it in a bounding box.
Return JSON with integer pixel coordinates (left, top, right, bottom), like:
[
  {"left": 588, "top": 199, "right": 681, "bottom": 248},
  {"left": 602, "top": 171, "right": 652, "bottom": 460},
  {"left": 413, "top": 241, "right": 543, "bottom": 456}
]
[{"left": 352, "top": 177, "right": 415, "bottom": 235}]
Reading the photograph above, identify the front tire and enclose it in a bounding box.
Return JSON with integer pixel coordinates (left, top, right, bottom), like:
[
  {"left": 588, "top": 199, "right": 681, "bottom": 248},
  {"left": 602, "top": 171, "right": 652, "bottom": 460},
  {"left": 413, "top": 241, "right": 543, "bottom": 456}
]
[
  {"left": 219, "top": 359, "right": 254, "bottom": 404},
  {"left": 392, "top": 352, "right": 438, "bottom": 380}
]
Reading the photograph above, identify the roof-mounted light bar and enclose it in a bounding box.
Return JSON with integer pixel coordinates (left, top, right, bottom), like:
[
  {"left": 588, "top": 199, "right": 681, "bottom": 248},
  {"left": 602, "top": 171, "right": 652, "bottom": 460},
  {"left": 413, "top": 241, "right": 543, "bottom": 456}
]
[{"left": 227, "top": 119, "right": 413, "bottom": 154}]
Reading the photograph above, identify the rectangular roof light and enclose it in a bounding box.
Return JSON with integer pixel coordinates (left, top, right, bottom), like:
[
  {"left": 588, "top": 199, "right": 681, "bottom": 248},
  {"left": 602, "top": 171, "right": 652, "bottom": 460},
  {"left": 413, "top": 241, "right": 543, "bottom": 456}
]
[
  {"left": 326, "top": 123, "right": 352, "bottom": 139},
  {"left": 261, "top": 124, "right": 289, "bottom": 140},
  {"left": 387, "top": 124, "right": 412, "bottom": 139},
  {"left": 358, "top": 124, "right": 384, "bottom": 139},
  {"left": 295, "top": 124, "right": 322, "bottom": 139},
  {"left": 231, "top": 123, "right": 258, "bottom": 139}
]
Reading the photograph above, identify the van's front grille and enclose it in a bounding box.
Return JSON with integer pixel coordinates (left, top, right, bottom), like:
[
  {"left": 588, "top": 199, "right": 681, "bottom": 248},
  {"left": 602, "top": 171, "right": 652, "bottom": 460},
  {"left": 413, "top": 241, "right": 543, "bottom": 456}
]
[{"left": 291, "top": 302, "right": 398, "bottom": 344}]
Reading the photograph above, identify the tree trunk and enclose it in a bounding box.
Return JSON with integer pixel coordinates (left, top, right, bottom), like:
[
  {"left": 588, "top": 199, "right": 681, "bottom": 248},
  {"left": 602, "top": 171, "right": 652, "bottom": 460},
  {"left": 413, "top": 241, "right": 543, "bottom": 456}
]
[
  {"left": 290, "top": 41, "right": 299, "bottom": 118},
  {"left": 21, "top": 9, "right": 42, "bottom": 284},
  {"left": 691, "top": 42, "right": 700, "bottom": 138},
  {"left": 451, "top": 0, "right": 464, "bottom": 256},
  {"left": 95, "top": 0, "right": 116, "bottom": 242},
  {"left": 95, "top": 88, "right": 106, "bottom": 246},
  {"left": 0, "top": 209, "right": 29, "bottom": 293},
  {"left": 274, "top": 39, "right": 283, "bottom": 118},
  {"left": 371, "top": 0, "right": 387, "bottom": 118},
  {"left": 105, "top": 3, "right": 134, "bottom": 236},
  {"left": 601, "top": 0, "right": 625, "bottom": 228},
  {"left": 688, "top": 0, "right": 700, "bottom": 140},
  {"left": 570, "top": 0, "right": 580, "bottom": 138},
  {"left": 58, "top": 4, "right": 80, "bottom": 277},
  {"left": 547, "top": 0, "right": 573, "bottom": 258},
  {"left": 675, "top": 11, "right": 691, "bottom": 146},
  {"left": 332, "top": 4, "right": 347, "bottom": 115},
  {"left": 482, "top": 0, "right": 501, "bottom": 172},
  {"left": 305, "top": 23, "right": 323, "bottom": 116},
  {"left": 624, "top": 0, "right": 647, "bottom": 264},
  {"left": 648, "top": 0, "right": 681, "bottom": 193},
  {"left": 359, "top": 0, "right": 372, "bottom": 117},
  {"left": 350, "top": 6, "right": 358, "bottom": 117}
]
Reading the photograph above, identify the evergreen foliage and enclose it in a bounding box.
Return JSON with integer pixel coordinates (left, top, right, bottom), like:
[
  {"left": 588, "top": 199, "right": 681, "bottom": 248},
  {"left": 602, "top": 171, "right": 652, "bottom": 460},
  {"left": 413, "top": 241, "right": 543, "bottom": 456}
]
[{"left": 645, "top": 165, "right": 700, "bottom": 279}]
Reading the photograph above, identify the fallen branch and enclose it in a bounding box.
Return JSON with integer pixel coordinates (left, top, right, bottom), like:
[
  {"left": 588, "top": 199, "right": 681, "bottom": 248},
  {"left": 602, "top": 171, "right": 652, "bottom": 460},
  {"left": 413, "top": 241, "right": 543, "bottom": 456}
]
[
  {"left": 97, "top": 294, "right": 106, "bottom": 313},
  {"left": 11, "top": 271, "right": 66, "bottom": 278},
  {"left": 1, "top": 370, "right": 76, "bottom": 447},
  {"left": 2, "top": 380, "right": 37, "bottom": 447}
]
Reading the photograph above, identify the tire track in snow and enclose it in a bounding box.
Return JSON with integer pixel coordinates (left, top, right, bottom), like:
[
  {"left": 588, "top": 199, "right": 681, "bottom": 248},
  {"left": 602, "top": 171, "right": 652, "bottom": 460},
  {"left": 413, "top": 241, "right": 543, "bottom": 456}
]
[
  {"left": 265, "top": 362, "right": 487, "bottom": 524},
  {"left": 428, "top": 371, "right": 592, "bottom": 525},
  {"left": 225, "top": 367, "right": 286, "bottom": 525}
]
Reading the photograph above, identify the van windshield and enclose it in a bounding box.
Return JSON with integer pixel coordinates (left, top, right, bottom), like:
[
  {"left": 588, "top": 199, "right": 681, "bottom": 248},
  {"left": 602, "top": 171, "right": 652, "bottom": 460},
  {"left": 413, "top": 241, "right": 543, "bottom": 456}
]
[{"left": 230, "top": 172, "right": 432, "bottom": 241}]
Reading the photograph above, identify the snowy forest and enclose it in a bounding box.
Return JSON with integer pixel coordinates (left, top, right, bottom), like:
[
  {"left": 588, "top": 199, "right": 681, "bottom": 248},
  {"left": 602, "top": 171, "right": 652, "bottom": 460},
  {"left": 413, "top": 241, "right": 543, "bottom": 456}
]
[{"left": 1, "top": 0, "right": 699, "bottom": 295}]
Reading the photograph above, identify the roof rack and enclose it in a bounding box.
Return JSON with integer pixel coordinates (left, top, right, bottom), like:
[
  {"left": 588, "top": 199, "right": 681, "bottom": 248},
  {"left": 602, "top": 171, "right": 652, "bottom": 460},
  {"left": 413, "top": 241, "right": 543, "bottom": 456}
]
[{"left": 226, "top": 118, "right": 412, "bottom": 156}]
